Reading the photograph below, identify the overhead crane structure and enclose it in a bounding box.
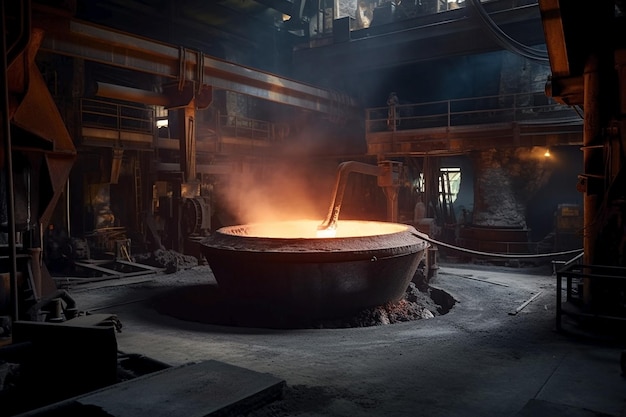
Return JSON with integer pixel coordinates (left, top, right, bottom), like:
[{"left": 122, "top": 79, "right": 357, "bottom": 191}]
[
  {"left": 32, "top": 7, "right": 361, "bottom": 185},
  {"left": 34, "top": 10, "right": 359, "bottom": 116}
]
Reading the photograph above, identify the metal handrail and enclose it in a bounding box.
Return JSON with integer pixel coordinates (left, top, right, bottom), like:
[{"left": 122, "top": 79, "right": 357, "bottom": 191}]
[
  {"left": 366, "top": 91, "right": 581, "bottom": 133},
  {"left": 217, "top": 114, "right": 271, "bottom": 141},
  {"left": 79, "top": 99, "right": 280, "bottom": 150},
  {"left": 556, "top": 263, "right": 626, "bottom": 332},
  {"left": 79, "top": 91, "right": 578, "bottom": 145},
  {"left": 80, "top": 98, "right": 155, "bottom": 135}
]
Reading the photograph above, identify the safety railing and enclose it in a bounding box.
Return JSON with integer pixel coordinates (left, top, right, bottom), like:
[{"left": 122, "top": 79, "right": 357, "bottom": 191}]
[
  {"left": 366, "top": 91, "right": 581, "bottom": 133},
  {"left": 217, "top": 114, "right": 272, "bottom": 142},
  {"left": 556, "top": 263, "right": 626, "bottom": 332},
  {"left": 551, "top": 250, "right": 583, "bottom": 275},
  {"left": 80, "top": 98, "right": 155, "bottom": 135}
]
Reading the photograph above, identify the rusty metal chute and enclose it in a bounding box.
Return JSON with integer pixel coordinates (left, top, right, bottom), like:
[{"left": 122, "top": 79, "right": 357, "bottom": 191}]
[
  {"left": 7, "top": 28, "right": 77, "bottom": 230},
  {"left": 12, "top": 51, "right": 75, "bottom": 153},
  {"left": 2, "top": 0, "right": 77, "bottom": 320}
]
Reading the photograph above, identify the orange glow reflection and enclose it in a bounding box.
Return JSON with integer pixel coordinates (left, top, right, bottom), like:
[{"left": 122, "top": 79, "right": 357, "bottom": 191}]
[{"left": 316, "top": 227, "right": 337, "bottom": 238}]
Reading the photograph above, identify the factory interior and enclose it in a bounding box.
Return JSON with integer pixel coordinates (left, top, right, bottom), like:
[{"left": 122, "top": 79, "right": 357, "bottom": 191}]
[{"left": 1, "top": 0, "right": 626, "bottom": 416}]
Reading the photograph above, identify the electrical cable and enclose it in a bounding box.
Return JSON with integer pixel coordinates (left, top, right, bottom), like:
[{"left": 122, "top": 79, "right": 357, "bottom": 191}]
[
  {"left": 466, "top": 0, "right": 549, "bottom": 63},
  {"left": 411, "top": 229, "right": 583, "bottom": 259}
]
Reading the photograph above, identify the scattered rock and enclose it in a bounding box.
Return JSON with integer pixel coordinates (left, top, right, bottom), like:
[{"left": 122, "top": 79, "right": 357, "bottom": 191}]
[
  {"left": 317, "top": 282, "right": 443, "bottom": 328},
  {"left": 133, "top": 249, "right": 198, "bottom": 273}
]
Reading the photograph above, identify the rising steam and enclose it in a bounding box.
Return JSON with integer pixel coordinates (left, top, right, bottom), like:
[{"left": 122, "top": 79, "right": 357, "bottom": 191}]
[{"left": 215, "top": 159, "right": 335, "bottom": 225}]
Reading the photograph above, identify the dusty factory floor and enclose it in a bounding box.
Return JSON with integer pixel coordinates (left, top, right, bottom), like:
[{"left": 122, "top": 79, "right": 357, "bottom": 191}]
[{"left": 63, "top": 261, "right": 626, "bottom": 417}]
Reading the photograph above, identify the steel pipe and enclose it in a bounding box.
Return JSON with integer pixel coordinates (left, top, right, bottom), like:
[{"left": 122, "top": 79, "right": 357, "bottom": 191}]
[{"left": 318, "top": 161, "right": 383, "bottom": 231}]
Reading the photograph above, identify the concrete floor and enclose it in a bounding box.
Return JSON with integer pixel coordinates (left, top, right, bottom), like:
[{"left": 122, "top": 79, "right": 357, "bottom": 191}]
[{"left": 66, "top": 262, "right": 626, "bottom": 417}]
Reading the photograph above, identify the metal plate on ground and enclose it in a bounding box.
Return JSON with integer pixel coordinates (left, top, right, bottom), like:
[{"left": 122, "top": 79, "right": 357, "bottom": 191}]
[{"left": 23, "top": 360, "right": 285, "bottom": 417}]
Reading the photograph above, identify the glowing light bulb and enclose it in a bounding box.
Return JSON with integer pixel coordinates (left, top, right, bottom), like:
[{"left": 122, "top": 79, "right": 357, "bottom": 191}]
[{"left": 544, "top": 148, "right": 551, "bottom": 157}]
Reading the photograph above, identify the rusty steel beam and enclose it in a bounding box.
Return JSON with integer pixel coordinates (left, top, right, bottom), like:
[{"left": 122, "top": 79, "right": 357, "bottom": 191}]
[
  {"left": 94, "top": 82, "right": 170, "bottom": 107},
  {"left": 538, "top": 0, "right": 570, "bottom": 78},
  {"left": 545, "top": 75, "right": 584, "bottom": 106},
  {"left": 34, "top": 15, "right": 359, "bottom": 116}
]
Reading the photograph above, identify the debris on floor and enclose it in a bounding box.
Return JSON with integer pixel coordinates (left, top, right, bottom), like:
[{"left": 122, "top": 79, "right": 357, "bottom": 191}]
[
  {"left": 314, "top": 282, "right": 449, "bottom": 328},
  {"left": 133, "top": 249, "right": 198, "bottom": 273}
]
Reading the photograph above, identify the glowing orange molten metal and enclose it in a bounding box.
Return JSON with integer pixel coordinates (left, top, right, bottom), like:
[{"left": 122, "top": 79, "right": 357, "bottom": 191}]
[{"left": 231, "top": 220, "right": 409, "bottom": 239}]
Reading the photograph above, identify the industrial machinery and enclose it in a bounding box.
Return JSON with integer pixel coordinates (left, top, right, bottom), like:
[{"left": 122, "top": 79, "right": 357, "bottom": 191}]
[
  {"left": 181, "top": 196, "right": 212, "bottom": 238},
  {"left": 540, "top": 1, "right": 626, "bottom": 330},
  {"left": 553, "top": 203, "right": 583, "bottom": 252}
]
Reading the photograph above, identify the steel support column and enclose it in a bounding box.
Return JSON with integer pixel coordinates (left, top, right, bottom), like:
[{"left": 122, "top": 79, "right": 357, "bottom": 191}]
[
  {"left": 177, "top": 105, "right": 196, "bottom": 183},
  {"left": 1, "top": 0, "right": 19, "bottom": 321},
  {"left": 582, "top": 56, "right": 601, "bottom": 306}
]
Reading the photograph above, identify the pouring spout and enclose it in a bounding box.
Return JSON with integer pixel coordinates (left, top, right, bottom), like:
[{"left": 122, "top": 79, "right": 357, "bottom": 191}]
[{"left": 318, "top": 161, "right": 383, "bottom": 231}]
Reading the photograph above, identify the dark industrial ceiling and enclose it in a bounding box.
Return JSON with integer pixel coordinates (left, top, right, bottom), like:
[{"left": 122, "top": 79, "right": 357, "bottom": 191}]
[
  {"left": 41, "top": 0, "right": 551, "bottom": 81},
  {"left": 33, "top": 0, "right": 590, "bottom": 108},
  {"left": 34, "top": 0, "right": 300, "bottom": 74},
  {"left": 75, "top": 0, "right": 287, "bottom": 42},
  {"left": 88, "top": 3, "right": 284, "bottom": 47}
]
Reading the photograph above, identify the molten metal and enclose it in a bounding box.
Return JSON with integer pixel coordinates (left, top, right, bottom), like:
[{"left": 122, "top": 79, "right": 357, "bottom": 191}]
[{"left": 225, "top": 219, "right": 408, "bottom": 239}]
